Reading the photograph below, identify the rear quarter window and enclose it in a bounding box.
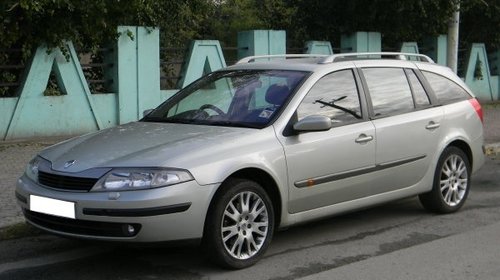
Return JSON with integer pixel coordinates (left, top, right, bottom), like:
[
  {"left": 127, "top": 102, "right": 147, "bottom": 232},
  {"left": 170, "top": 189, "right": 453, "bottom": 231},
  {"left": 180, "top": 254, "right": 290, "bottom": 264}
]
[
  {"left": 406, "top": 69, "right": 430, "bottom": 107},
  {"left": 422, "top": 71, "right": 471, "bottom": 104}
]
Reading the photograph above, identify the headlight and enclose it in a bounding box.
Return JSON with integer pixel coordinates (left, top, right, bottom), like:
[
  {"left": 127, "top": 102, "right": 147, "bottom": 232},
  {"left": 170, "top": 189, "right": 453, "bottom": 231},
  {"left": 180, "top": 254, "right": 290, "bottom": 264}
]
[
  {"left": 91, "top": 168, "right": 194, "bottom": 192},
  {"left": 26, "top": 156, "right": 42, "bottom": 182}
]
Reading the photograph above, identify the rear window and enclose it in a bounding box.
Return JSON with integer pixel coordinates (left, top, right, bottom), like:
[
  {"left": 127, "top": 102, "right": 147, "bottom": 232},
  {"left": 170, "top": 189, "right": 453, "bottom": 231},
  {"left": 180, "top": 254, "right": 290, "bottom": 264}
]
[{"left": 422, "top": 71, "right": 470, "bottom": 104}]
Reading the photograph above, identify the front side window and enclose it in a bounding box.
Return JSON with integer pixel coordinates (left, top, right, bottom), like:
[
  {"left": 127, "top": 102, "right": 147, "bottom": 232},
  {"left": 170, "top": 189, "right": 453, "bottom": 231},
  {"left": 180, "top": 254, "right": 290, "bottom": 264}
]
[
  {"left": 297, "top": 69, "right": 362, "bottom": 127},
  {"left": 362, "top": 68, "right": 414, "bottom": 116},
  {"left": 143, "top": 70, "right": 309, "bottom": 128},
  {"left": 422, "top": 71, "right": 470, "bottom": 104}
]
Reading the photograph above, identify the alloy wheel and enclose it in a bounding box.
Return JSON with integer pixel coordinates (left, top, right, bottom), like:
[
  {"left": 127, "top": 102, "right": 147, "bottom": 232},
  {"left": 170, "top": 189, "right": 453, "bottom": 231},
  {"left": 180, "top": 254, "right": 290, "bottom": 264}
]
[
  {"left": 220, "top": 191, "right": 269, "bottom": 260},
  {"left": 440, "top": 154, "right": 468, "bottom": 207}
]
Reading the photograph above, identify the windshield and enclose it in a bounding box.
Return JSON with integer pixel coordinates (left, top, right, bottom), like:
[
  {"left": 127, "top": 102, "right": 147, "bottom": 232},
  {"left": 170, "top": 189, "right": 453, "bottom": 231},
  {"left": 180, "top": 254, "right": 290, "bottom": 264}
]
[{"left": 143, "top": 70, "right": 309, "bottom": 128}]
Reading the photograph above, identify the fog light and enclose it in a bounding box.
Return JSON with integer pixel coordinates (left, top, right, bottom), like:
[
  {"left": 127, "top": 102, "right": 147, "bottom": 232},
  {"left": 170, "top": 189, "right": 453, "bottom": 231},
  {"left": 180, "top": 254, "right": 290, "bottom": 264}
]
[{"left": 123, "top": 224, "right": 136, "bottom": 236}]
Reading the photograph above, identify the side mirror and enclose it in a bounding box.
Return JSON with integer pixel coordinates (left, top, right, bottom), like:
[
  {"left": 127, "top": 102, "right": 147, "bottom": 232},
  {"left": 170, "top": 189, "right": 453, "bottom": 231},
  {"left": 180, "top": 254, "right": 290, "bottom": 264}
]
[
  {"left": 293, "top": 115, "right": 332, "bottom": 132},
  {"left": 143, "top": 109, "right": 154, "bottom": 117}
]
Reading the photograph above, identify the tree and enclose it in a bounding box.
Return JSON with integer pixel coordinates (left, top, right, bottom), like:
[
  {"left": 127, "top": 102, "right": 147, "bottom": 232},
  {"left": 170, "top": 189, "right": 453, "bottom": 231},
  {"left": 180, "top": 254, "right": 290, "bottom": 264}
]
[
  {"left": 460, "top": 0, "right": 500, "bottom": 50},
  {"left": 286, "top": 0, "right": 458, "bottom": 48},
  {"left": 0, "top": 0, "right": 214, "bottom": 57},
  {"left": 2, "top": 0, "right": 499, "bottom": 54}
]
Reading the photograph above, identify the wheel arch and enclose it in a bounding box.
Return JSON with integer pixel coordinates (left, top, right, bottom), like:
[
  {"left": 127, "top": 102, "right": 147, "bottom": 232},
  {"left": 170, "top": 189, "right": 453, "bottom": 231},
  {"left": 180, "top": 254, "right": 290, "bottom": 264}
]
[
  {"left": 203, "top": 168, "right": 283, "bottom": 236},
  {"left": 447, "top": 139, "right": 473, "bottom": 168},
  {"left": 419, "top": 139, "right": 473, "bottom": 213}
]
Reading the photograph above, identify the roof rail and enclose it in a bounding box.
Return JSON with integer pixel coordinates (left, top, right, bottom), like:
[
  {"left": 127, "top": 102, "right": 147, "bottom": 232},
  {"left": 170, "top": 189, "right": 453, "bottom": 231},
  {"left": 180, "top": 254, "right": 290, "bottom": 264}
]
[
  {"left": 236, "top": 54, "right": 328, "bottom": 64},
  {"left": 319, "top": 52, "right": 435, "bottom": 64}
]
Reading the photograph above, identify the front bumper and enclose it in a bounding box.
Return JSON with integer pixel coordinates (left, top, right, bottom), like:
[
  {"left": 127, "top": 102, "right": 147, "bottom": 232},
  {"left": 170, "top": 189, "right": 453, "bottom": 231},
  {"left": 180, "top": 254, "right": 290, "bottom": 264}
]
[{"left": 16, "top": 174, "right": 219, "bottom": 242}]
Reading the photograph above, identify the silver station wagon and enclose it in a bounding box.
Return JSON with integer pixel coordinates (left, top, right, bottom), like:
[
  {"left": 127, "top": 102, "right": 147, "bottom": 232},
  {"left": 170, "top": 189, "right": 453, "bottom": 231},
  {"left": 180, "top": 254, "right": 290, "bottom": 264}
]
[{"left": 16, "top": 52, "right": 485, "bottom": 268}]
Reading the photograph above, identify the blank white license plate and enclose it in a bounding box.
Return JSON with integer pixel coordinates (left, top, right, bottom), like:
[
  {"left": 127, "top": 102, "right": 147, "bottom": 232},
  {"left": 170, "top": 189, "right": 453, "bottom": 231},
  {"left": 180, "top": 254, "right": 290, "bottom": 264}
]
[{"left": 30, "top": 195, "right": 76, "bottom": 219}]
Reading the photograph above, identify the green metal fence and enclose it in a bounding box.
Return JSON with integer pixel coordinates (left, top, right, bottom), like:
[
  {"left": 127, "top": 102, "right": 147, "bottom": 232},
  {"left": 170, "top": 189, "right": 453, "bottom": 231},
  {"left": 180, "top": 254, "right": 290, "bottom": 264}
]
[{"left": 0, "top": 28, "right": 498, "bottom": 140}]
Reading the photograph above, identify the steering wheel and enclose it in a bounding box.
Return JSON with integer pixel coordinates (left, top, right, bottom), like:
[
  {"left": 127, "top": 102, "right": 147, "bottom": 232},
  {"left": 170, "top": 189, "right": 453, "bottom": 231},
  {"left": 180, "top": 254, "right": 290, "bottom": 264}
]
[{"left": 199, "top": 104, "right": 226, "bottom": 116}]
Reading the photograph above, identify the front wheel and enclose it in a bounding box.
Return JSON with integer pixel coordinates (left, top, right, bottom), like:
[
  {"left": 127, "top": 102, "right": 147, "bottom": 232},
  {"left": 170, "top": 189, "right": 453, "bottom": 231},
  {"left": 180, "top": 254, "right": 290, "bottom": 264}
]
[
  {"left": 203, "top": 178, "right": 275, "bottom": 269},
  {"left": 419, "top": 146, "right": 471, "bottom": 213}
]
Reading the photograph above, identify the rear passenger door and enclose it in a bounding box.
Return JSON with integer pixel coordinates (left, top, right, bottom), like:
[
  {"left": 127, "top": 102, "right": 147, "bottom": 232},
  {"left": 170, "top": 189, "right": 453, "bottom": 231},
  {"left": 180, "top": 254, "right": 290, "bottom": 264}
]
[{"left": 359, "top": 67, "right": 443, "bottom": 195}]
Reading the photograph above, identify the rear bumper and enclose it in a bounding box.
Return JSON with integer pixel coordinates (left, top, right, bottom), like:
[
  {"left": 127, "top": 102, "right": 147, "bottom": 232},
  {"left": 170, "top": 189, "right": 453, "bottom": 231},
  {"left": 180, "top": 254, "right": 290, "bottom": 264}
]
[{"left": 471, "top": 135, "right": 485, "bottom": 174}]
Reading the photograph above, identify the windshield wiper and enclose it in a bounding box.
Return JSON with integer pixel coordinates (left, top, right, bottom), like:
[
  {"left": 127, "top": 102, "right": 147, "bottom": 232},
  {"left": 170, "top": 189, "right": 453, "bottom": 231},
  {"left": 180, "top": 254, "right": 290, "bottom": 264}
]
[
  {"left": 142, "top": 117, "right": 200, "bottom": 124},
  {"left": 143, "top": 117, "right": 261, "bottom": 128},
  {"left": 142, "top": 116, "right": 166, "bottom": 122},
  {"left": 163, "top": 118, "right": 200, "bottom": 124},
  {"left": 207, "top": 121, "right": 261, "bottom": 129},
  {"left": 314, "top": 96, "right": 362, "bottom": 119}
]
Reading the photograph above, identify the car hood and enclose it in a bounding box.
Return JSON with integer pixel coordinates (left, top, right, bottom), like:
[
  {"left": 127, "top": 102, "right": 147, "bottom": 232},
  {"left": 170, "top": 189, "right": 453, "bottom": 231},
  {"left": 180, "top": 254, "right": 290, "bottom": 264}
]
[{"left": 40, "top": 121, "right": 258, "bottom": 173}]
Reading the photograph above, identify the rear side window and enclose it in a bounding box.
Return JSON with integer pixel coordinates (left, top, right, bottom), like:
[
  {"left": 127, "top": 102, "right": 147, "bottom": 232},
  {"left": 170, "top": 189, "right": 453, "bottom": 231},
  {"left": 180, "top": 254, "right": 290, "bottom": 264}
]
[
  {"left": 422, "top": 71, "right": 470, "bottom": 104},
  {"left": 362, "top": 68, "right": 414, "bottom": 116}
]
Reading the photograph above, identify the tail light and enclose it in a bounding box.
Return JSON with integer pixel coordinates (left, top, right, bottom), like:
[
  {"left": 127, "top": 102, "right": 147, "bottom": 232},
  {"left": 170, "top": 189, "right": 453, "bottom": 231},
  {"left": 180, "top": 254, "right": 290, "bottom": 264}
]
[{"left": 469, "top": 98, "right": 483, "bottom": 124}]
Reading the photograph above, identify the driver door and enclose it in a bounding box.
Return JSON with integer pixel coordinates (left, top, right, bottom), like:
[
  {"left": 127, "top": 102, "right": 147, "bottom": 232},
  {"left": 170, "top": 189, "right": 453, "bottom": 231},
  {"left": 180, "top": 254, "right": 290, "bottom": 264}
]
[{"left": 277, "top": 69, "right": 376, "bottom": 213}]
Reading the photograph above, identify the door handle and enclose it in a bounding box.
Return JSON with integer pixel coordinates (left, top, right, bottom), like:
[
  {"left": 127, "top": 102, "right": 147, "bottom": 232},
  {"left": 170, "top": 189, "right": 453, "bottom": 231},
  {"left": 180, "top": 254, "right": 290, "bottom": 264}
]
[
  {"left": 355, "top": 134, "right": 373, "bottom": 144},
  {"left": 426, "top": 121, "right": 440, "bottom": 130}
]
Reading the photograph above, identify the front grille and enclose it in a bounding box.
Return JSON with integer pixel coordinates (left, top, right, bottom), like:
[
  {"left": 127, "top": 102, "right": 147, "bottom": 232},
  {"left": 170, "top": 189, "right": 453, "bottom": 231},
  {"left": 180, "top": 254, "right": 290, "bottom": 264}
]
[
  {"left": 38, "top": 171, "right": 98, "bottom": 192},
  {"left": 23, "top": 209, "right": 141, "bottom": 238}
]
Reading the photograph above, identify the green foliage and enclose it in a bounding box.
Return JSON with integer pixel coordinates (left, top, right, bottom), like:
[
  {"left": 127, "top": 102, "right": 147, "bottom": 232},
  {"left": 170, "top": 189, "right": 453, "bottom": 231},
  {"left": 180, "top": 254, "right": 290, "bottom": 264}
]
[
  {"left": 2, "top": 0, "right": 499, "bottom": 52},
  {"left": 257, "top": 0, "right": 297, "bottom": 30},
  {"left": 0, "top": 0, "right": 198, "bottom": 58},
  {"left": 286, "top": 0, "right": 457, "bottom": 48},
  {"left": 43, "top": 73, "right": 64, "bottom": 96},
  {"left": 461, "top": 0, "right": 500, "bottom": 49},
  {"left": 482, "top": 101, "right": 500, "bottom": 109},
  {"left": 0, "top": 50, "right": 23, "bottom": 97},
  {"left": 208, "top": 0, "right": 266, "bottom": 46},
  {"left": 0, "top": 222, "right": 41, "bottom": 240},
  {"left": 474, "top": 54, "right": 484, "bottom": 80},
  {"left": 3, "top": 0, "right": 496, "bottom": 56},
  {"left": 0, "top": 69, "right": 16, "bottom": 96}
]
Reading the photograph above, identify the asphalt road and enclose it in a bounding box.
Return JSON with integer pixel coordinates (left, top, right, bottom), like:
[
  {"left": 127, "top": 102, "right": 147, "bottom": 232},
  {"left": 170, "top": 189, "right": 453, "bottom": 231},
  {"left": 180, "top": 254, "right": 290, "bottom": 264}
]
[{"left": 0, "top": 158, "right": 499, "bottom": 280}]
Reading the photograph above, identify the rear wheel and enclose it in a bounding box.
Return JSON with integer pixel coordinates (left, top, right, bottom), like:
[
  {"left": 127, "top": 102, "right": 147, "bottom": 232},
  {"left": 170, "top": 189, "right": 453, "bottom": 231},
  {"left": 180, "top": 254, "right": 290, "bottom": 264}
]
[
  {"left": 419, "top": 146, "right": 471, "bottom": 213},
  {"left": 203, "top": 178, "right": 274, "bottom": 269}
]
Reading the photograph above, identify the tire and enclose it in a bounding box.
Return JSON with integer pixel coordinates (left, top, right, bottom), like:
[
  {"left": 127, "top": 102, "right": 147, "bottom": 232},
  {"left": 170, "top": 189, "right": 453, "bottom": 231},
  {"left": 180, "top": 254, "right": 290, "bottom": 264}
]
[
  {"left": 203, "top": 178, "right": 275, "bottom": 269},
  {"left": 419, "top": 146, "right": 471, "bottom": 213}
]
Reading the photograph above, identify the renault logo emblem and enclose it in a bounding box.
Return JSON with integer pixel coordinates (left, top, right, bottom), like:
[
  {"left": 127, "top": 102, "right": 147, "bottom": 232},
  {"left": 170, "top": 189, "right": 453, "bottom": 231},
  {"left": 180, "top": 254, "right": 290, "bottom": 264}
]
[{"left": 64, "top": 160, "right": 76, "bottom": 169}]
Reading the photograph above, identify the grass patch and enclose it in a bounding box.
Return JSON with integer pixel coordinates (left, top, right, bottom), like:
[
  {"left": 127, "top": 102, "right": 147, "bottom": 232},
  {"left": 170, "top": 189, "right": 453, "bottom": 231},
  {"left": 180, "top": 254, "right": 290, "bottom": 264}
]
[
  {"left": 482, "top": 101, "right": 500, "bottom": 109},
  {"left": 0, "top": 222, "right": 42, "bottom": 241},
  {"left": 0, "top": 142, "right": 48, "bottom": 154}
]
